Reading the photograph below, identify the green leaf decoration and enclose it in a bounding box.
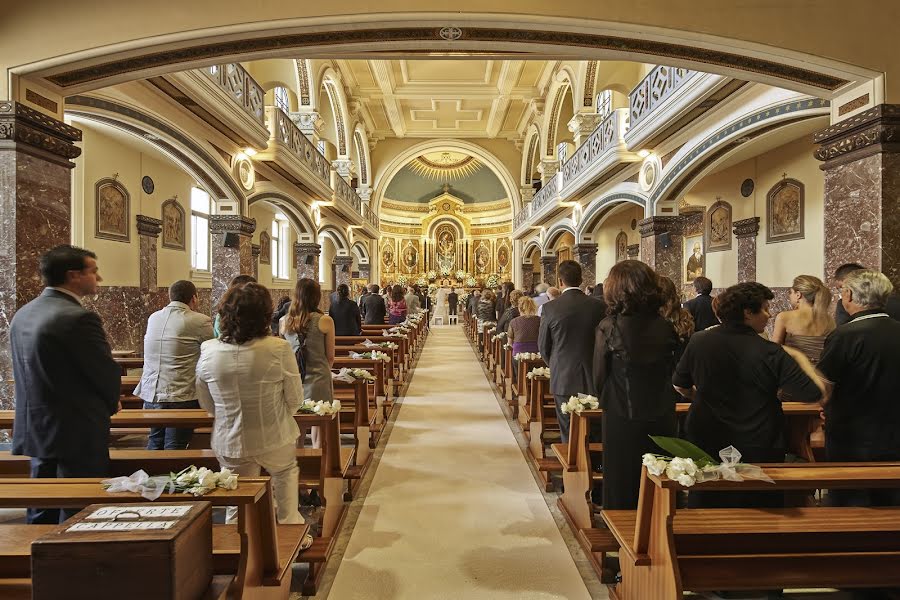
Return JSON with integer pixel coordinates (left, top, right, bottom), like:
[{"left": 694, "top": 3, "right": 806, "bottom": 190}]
[{"left": 650, "top": 436, "right": 719, "bottom": 467}]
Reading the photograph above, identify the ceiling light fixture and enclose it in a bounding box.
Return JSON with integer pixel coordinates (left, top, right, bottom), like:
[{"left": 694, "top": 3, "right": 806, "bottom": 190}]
[
  {"left": 243, "top": 148, "right": 258, "bottom": 157},
  {"left": 637, "top": 149, "right": 651, "bottom": 158}
]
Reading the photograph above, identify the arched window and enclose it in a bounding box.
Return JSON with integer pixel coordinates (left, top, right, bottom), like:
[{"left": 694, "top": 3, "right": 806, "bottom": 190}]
[
  {"left": 190, "top": 187, "right": 211, "bottom": 271},
  {"left": 274, "top": 86, "right": 290, "bottom": 113},
  {"left": 597, "top": 90, "right": 612, "bottom": 118},
  {"left": 271, "top": 214, "right": 290, "bottom": 279}
]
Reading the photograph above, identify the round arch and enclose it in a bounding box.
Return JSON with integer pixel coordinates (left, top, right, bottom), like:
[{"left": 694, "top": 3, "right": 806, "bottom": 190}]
[
  {"left": 64, "top": 97, "right": 246, "bottom": 212},
  {"left": 520, "top": 124, "right": 542, "bottom": 186},
  {"left": 351, "top": 240, "right": 370, "bottom": 261},
  {"left": 317, "top": 66, "right": 352, "bottom": 158},
  {"left": 318, "top": 223, "right": 350, "bottom": 254},
  {"left": 650, "top": 97, "right": 830, "bottom": 211},
  {"left": 293, "top": 59, "right": 315, "bottom": 110},
  {"left": 522, "top": 239, "right": 543, "bottom": 259},
  {"left": 351, "top": 123, "right": 372, "bottom": 187},
  {"left": 373, "top": 138, "right": 522, "bottom": 215},
  {"left": 578, "top": 188, "right": 648, "bottom": 237},
  {"left": 542, "top": 75, "right": 574, "bottom": 161},
  {"left": 246, "top": 189, "right": 317, "bottom": 236},
  {"left": 544, "top": 221, "right": 577, "bottom": 250},
  {"left": 17, "top": 13, "right": 880, "bottom": 103},
  {"left": 426, "top": 215, "right": 466, "bottom": 239}
]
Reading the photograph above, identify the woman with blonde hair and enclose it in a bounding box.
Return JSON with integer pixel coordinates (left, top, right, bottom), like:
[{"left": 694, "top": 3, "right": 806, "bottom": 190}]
[
  {"left": 508, "top": 296, "right": 540, "bottom": 379},
  {"left": 773, "top": 274, "right": 835, "bottom": 364}
]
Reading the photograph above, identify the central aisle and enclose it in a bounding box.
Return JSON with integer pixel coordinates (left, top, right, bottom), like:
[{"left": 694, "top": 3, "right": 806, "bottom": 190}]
[{"left": 327, "top": 326, "right": 593, "bottom": 599}]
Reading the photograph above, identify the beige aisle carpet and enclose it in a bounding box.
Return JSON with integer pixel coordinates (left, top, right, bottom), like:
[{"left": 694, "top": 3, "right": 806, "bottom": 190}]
[{"left": 327, "top": 325, "right": 593, "bottom": 599}]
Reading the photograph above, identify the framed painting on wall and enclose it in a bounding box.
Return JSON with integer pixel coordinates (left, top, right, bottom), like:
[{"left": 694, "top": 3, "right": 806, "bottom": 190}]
[
  {"left": 259, "top": 231, "right": 271, "bottom": 264},
  {"left": 767, "top": 179, "right": 804, "bottom": 243},
  {"left": 683, "top": 233, "right": 705, "bottom": 284},
  {"left": 161, "top": 198, "right": 186, "bottom": 250},
  {"left": 615, "top": 231, "right": 628, "bottom": 263},
  {"left": 706, "top": 200, "right": 732, "bottom": 252},
  {"left": 94, "top": 178, "right": 130, "bottom": 242}
]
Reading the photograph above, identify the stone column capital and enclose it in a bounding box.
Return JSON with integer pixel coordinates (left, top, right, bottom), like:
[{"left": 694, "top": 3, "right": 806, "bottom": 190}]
[
  {"left": 540, "top": 255, "right": 558, "bottom": 266},
  {"left": 733, "top": 216, "right": 761, "bottom": 239},
  {"left": 332, "top": 158, "right": 355, "bottom": 179},
  {"left": 627, "top": 244, "right": 640, "bottom": 258},
  {"left": 538, "top": 159, "right": 559, "bottom": 180},
  {"left": 290, "top": 110, "right": 325, "bottom": 141},
  {"left": 135, "top": 214, "right": 162, "bottom": 238},
  {"left": 814, "top": 104, "right": 900, "bottom": 168},
  {"left": 520, "top": 186, "right": 535, "bottom": 204},
  {"left": 251, "top": 243, "right": 261, "bottom": 258},
  {"left": 333, "top": 255, "right": 354, "bottom": 265},
  {"left": 0, "top": 101, "right": 82, "bottom": 167},
  {"left": 567, "top": 112, "right": 603, "bottom": 135},
  {"left": 209, "top": 215, "right": 256, "bottom": 235},
  {"left": 521, "top": 262, "right": 534, "bottom": 272},
  {"left": 573, "top": 243, "right": 599, "bottom": 255},
  {"left": 357, "top": 186, "right": 373, "bottom": 203},
  {"left": 294, "top": 242, "right": 322, "bottom": 256},
  {"left": 638, "top": 216, "right": 679, "bottom": 238}
]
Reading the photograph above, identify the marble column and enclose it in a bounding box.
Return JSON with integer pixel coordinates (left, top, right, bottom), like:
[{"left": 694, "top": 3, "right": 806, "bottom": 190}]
[
  {"left": 136, "top": 215, "right": 162, "bottom": 292},
  {"left": 734, "top": 217, "right": 761, "bottom": 283},
  {"left": 209, "top": 215, "right": 256, "bottom": 314},
  {"left": 520, "top": 262, "right": 533, "bottom": 290},
  {"left": 639, "top": 216, "right": 682, "bottom": 285},
  {"left": 251, "top": 243, "right": 261, "bottom": 281},
  {"left": 627, "top": 244, "right": 640, "bottom": 260},
  {"left": 815, "top": 105, "right": 900, "bottom": 286},
  {"left": 540, "top": 255, "right": 558, "bottom": 285},
  {"left": 358, "top": 262, "right": 371, "bottom": 282},
  {"left": 294, "top": 242, "right": 321, "bottom": 281},
  {"left": 333, "top": 255, "right": 353, "bottom": 289},
  {"left": 573, "top": 243, "right": 598, "bottom": 287},
  {"left": 0, "top": 102, "right": 81, "bottom": 410}
]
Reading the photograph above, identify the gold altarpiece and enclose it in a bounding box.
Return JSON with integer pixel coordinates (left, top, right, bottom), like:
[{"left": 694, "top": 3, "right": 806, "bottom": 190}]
[{"left": 379, "top": 192, "right": 512, "bottom": 284}]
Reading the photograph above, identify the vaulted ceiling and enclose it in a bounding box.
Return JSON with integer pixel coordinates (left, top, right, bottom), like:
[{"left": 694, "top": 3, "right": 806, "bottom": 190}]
[{"left": 335, "top": 60, "right": 557, "bottom": 141}]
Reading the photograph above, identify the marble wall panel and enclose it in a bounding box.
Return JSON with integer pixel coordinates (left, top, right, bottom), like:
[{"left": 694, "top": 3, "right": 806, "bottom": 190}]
[
  {"left": 540, "top": 256, "right": 558, "bottom": 285},
  {"left": 574, "top": 244, "right": 598, "bottom": 288},
  {"left": 210, "top": 233, "right": 253, "bottom": 313},
  {"left": 82, "top": 287, "right": 169, "bottom": 354},
  {"left": 333, "top": 256, "right": 353, "bottom": 289},
  {"left": 295, "top": 243, "right": 321, "bottom": 282}
]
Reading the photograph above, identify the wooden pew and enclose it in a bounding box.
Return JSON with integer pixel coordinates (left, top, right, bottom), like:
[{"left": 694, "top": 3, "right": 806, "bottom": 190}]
[
  {"left": 113, "top": 356, "right": 145, "bottom": 375},
  {"left": 501, "top": 344, "right": 516, "bottom": 418},
  {"left": 522, "top": 373, "right": 562, "bottom": 491},
  {"left": 552, "top": 404, "right": 833, "bottom": 585},
  {"left": 0, "top": 477, "right": 308, "bottom": 599},
  {"left": 331, "top": 377, "right": 374, "bottom": 479},
  {"left": 514, "top": 357, "right": 546, "bottom": 430},
  {"left": 332, "top": 358, "right": 390, "bottom": 423},
  {"left": 605, "top": 463, "right": 900, "bottom": 599}
]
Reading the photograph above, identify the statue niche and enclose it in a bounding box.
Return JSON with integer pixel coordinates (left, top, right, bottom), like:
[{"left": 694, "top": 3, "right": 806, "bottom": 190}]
[{"left": 435, "top": 223, "right": 457, "bottom": 273}]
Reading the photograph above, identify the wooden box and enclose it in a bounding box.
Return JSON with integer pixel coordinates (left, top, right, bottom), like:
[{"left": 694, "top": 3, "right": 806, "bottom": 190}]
[{"left": 31, "top": 502, "right": 212, "bottom": 600}]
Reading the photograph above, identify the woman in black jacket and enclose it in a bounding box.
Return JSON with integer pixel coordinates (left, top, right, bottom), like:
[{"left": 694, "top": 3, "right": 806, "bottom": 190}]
[
  {"left": 594, "top": 261, "right": 679, "bottom": 509},
  {"left": 328, "top": 284, "right": 362, "bottom": 336}
]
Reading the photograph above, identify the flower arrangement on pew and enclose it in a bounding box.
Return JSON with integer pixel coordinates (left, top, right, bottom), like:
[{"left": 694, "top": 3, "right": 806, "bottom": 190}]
[
  {"left": 560, "top": 393, "right": 599, "bottom": 415},
  {"left": 486, "top": 327, "right": 497, "bottom": 335},
  {"left": 350, "top": 350, "right": 391, "bottom": 361},
  {"left": 332, "top": 367, "right": 376, "bottom": 382},
  {"left": 514, "top": 352, "right": 541, "bottom": 360},
  {"left": 495, "top": 331, "right": 507, "bottom": 340},
  {"left": 346, "top": 368, "right": 375, "bottom": 381},
  {"left": 362, "top": 339, "right": 398, "bottom": 350},
  {"left": 526, "top": 366, "right": 550, "bottom": 379},
  {"left": 642, "top": 437, "right": 775, "bottom": 488},
  {"left": 299, "top": 399, "right": 342, "bottom": 415},
  {"left": 103, "top": 466, "right": 238, "bottom": 500}
]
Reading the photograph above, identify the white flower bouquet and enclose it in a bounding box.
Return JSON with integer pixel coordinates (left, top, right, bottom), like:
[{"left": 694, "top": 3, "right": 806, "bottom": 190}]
[
  {"left": 398, "top": 275, "right": 408, "bottom": 286},
  {"left": 495, "top": 332, "right": 507, "bottom": 340},
  {"left": 455, "top": 270, "right": 466, "bottom": 281},
  {"left": 526, "top": 366, "right": 550, "bottom": 379},
  {"left": 485, "top": 274, "right": 500, "bottom": 288},
  {"left": 514, "top": 352, "right": 541, "bottom": 360},
  {"left": 504, "top": 343, "right": 512, "bottom": 349},
  {"left": 427, "top": 270, "right": 437, "bottom": 281},
  {"left": 383, "top": 331, "right": 405, "bottom": 338},
  {"left": 299, "top": 399, "right": 342, "bottom": 415},
  {"left": 416, "top": 277, "right": 427, "bottom": 287},
  {"left": 465, "top": 276, "right": 477, "bottom": 287},
  {"left": 441, "top": 266, "right": 451, "bottom": 277},
  {"left": 560, "top": 393, "right": 599, "bottom": 415},
  {"left": 350, "top": 350, "right": 391, "bottom": 361},
  {"left": 642, "top": 437, "right": 775, "bottom": 488},
  {"left": 102, "top": 465, "right": 239, "bottom": 500}
]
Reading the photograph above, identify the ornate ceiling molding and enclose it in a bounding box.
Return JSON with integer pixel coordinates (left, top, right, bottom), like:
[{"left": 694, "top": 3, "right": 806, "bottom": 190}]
[{"left": 814, "top": 104, "right": 900, "bottom": 167}]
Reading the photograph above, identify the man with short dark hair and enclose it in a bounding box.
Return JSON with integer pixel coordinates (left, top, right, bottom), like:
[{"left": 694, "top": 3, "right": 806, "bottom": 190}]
[
  {"left": 361, "top": 283, "right": 387, "bottom": 324},
  {"left": 448, "top": 287, "right": 459, "bottom": 316},
  {"left": 684, "top": 276, "right": 718, "bottom": 332},
  {"left": 11, "top": 245, "right": 120, "bottom": 524},
  {"left": 135, "top": 280, "right": 214, "bottom": 450},
  {"left": 538, "top": 260, "right": 607, "bottom": 442},
  {"left": 833, "top": 263, "right": 900, "bottom": 325}
]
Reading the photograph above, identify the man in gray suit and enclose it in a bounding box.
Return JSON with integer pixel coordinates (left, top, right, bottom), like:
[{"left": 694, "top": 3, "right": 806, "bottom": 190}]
[
  {"left": 11, "top": 245, "right": 120, "bottom": 524},
  {"left": 135, "top": 280, "right": 213, "bottom": 450},
  {"left": 538, "top": 260, "right": 606, "bottom": 443}
]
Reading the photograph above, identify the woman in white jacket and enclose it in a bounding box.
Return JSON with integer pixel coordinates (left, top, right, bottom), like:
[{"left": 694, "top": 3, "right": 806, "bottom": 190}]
[{"left": 197, "top": 282, "right": 304, "bottom": 525}]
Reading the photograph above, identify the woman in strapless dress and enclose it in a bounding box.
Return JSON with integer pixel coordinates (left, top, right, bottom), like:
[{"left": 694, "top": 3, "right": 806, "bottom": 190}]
[{"left": 772, "top": 275, "right": 836, "bottom": 365}]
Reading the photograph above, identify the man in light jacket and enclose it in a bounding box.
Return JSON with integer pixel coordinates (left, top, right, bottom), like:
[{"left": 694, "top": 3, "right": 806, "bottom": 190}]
[{"left": 134, "top": 280, "right": 214, "bottom": 449}]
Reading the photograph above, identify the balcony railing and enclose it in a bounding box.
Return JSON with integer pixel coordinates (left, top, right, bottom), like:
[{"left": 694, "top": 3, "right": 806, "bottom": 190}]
[
  {"left": 629, "top": 65, "right": 696, "bottom": 128},
  {"left": 201, "top": 64, "right": 265, "bottom": 127},
  {"left": 331, "top": 169, "right": 362, "bottom": 215},
  {"left": 363, "top": 203, "right": 380, "bottom": 229},
  {"left": 513, "top": 205, "right": 531, "bottom": 230},
  {"left": 267, "top": 107, "right": 331, "bottom": 187},
  {"left": 560, "top": 108, "right": 628, "bottom": 185},
  {"left": 530, "top": 174, "right": 560, "bottom": 215}
]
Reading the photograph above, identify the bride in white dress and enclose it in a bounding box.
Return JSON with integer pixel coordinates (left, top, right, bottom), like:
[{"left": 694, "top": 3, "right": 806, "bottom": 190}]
[{"left": 433, "top": 287, "right": 450, "bottom": 325}]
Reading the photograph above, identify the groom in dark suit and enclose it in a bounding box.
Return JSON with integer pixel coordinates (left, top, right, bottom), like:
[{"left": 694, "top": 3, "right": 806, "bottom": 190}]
[
  {"left": 448, "top": 287, "right": 459, "bottom": 315},
  {"left": 10, "top": 245, "right": 120, "bottom": 524},
  {"left": 538, "top": 260, "right": 607, "bottom": 442}
]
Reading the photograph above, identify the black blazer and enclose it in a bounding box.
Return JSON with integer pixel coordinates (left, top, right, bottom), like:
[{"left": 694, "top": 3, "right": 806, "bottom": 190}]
[
  {"left": 538, "top": 289, "right": 607, "bottom": 396},
  {"left": 329, "top": 297, "right": 362, "bottom": 336},
  {"left": 448, "top": 293, "right": 458, "bottom": 309},
  {"left": 360, "top": 293, "right": 387, "bottom": 325},
  {"left": 10, "top": 289, "right": 120, "bottom": 460},
  {"left": 684, "top": 294, "right": 719, "bottom": 332}
]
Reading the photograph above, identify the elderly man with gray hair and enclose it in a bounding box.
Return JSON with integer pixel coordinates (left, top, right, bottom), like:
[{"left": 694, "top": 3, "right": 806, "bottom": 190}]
[
  {"left": 532, "top": 282, "right": 551, "bottom": 309},
  {"left": 818, "top": 269, "right": 900, "bottom": 507}
]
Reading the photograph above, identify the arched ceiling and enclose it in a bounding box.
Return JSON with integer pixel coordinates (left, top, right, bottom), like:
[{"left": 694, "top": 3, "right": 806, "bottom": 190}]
[{"left": 383, "top": 152, "right": 507, "bottom": 203}]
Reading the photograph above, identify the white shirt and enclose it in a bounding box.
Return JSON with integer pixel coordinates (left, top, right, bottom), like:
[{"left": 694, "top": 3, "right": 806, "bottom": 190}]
[
  {"left": 135, "top": 301, "right": 213, "bottom": 403},
  {"left": 196, "top": 336, "right": 303, "bottom": 458}
]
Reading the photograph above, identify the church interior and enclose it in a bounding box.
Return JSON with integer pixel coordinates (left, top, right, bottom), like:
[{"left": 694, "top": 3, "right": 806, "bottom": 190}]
[{"left": 2, "top": 2, "right": 900, "bottom": 598}]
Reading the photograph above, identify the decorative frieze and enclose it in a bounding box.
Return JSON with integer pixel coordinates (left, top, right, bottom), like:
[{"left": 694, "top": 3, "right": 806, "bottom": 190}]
[
  {"left": 136, "top": 214, "right": 162, "bottom": 237},
  {"left": 638, "top": 215, "right": 679, "bottom": 238},
  {"left": 733, "top": 216, "right": 761, "bottom": 238},
  {"left": 208, "top": 215, "right": 256, "bottom": 235},
  {"left": 627, "top": 244, "right": 640, "bottom": 258},
  {"left": 814, "top": 104, "right": 900, "bottom": 168},
  {"left": 0, "top": 101, "right": 82, "bottom": 166}
]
